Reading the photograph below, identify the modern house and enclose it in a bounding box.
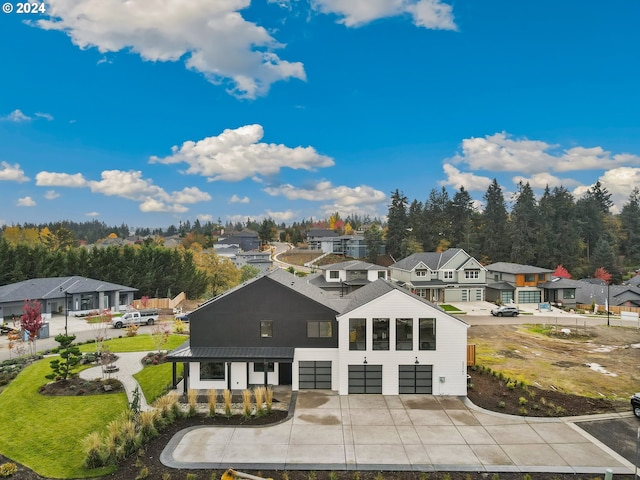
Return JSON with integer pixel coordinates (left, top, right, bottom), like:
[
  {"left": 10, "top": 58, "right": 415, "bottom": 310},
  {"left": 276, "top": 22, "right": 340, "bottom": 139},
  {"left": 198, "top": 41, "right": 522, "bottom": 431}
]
[
  {"left": 217, "top": 230, "right": 260, "bottom": 252},
  {"left": 484, "top": 262, "right": 553, "bottom": 304},
  {"left": 389, "top": 249, "right": 486, "bottom": 303},
  {"left": 167, "top": 268, "right": 468, "bottom": 396},
  {"left": 308, "top": 260, "right": 387, "bottom": 295},
  {"left": 0, "top": 276, "right": 137, "bottom": 319},
  {"left": 539, "top": 277, "right": 581, "bottom": 308},
  {"left": 575, "top": 279, "right": 640, "bottom": 308},
  {"left": 231, "top": 250, "right": 274, "bottom": 274}
]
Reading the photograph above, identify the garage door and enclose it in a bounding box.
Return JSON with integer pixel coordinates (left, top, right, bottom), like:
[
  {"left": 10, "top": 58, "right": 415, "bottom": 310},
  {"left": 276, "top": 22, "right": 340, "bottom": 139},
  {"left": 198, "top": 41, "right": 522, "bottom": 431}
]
[
  {"left": 348, "top": 365, "right": 382, "bottom": 394},
  {"left": 299, "top": 361, "right": 332, "bottom": 389},
  {"left": 399, "top": 365, "right": 433, "bottom": 394}
]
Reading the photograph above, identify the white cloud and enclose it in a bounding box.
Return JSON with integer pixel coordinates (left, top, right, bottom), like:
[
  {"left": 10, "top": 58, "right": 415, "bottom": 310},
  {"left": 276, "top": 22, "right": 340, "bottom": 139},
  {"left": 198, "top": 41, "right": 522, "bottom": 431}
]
[
  {"left": 36, "top": 171, "right": 88, "bottom": 187},
  {"left": 511, "top": 172, "right": 580, "bottom": 189},
  {"left": 44, "top": 190, "right": 60, "bottom": 200},
  {"left": 0, "top": 162, "right": 30, "bottom": 182},
  {"left": 230, "top": 194, "right": 250, "bottom": 204},
  {"left": 264, "top": 180, "right": 387, "bottom": 212},
  {"left": 17, "top": 196, "right": 36, "bottom": 207},
  {"left": 452, "top": 132, "right": 640, "bottom": 175},
  {"left": 266, "top": 209, "right": 297, "bottom": 222},
  {"left": 85, "top": 211, "right": 100, "bottom": 217},
  {"left": 573, "top": 167, "right": 640, "bottom": 214},
  {"left": 150, "top": 124, "right": 334, "bottom": 182},
  {"left": 438, "top": 163, "right": 492, "bottom": 192},
  {"left": 36, "top": 0, "right": 305, "bottom": 99},
  {"left": 34, "top": 112, "right": 54, "bottom": 121},
  {"left": 196, "top": 214, "right": 214, "bottom": 222},
  {"left": 2, "top": 110, "right": 31, "bottom": 122},
  {"left": 311, "top": 0, "right": 456, "bottom": 30}
]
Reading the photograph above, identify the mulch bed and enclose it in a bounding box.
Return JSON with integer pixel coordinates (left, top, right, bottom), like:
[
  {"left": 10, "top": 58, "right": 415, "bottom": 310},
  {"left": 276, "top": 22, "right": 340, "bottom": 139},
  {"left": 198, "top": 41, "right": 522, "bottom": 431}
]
[{"left": 38, "top": 377, "right": 124, "bottom": 396}]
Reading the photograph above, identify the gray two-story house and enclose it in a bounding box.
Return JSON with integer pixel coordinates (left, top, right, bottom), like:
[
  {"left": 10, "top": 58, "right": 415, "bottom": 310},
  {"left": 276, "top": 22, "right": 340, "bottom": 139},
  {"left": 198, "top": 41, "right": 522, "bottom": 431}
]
[{"left": 389, "top": 249, "right": 487, "bottom": 303}]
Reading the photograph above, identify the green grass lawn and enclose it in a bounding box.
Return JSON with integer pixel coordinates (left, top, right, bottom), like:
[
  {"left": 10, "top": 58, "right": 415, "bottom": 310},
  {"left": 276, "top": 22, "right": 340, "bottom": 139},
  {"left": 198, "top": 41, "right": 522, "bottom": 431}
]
[
  {"left": 78, "top": 333, "right": 187, "bottom": 353},
  {"left": 135, "top": 362, "right": 184, "bottom": 404},
  {"left": 0, "top": 359, "right": 126, "bottom": 478},
  {"left": 439, "top": 304, "right": 462, "bottom": 312}
]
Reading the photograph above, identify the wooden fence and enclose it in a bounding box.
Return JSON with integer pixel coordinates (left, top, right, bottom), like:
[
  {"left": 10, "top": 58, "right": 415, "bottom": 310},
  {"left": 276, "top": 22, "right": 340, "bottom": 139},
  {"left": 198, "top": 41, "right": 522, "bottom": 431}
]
[
  {"left": 576, "top": 304, "right": 640, "bottom": 315},
  {"left": 467, "top": 344, "right": 476, "bottom": 366},
  {"left": 132, "top": 292, "right": 185, "bottom": 310}
]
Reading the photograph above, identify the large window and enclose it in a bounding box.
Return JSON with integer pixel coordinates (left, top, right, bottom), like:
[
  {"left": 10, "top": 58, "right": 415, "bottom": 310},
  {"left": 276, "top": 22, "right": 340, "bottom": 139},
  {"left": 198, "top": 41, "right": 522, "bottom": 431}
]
[
  {"left": 419, "top": 318, "right": 436, "bottom": 350},
  {"left": 416, "top": 270, "right": 428, "bottom": 277},
  {"left": 349, "top": 318, "right": 366, "bottom": 350},
  {"left": 329, "top": 271, "right": 339, "bottom": 279},
  {"left": 253, "top": 362, "right": 274, "bottom": 372},
  {"left": 465, "top": 270, "right": 480, "bottom": 279},
  {"left": 538, "top": 273, "right": 546, "bottom": 281},
  {"left": 377, "top": 271, "right": 386, "bottom": 279},
  {"left": 524, "top": 274, "right": 535, "bottom": 282},
  {"left": 443, "top": 271, "right": 453, "bottom": 279},
  {"left": 563, "top": 289, "right": 576, "bottom": 299},
  {"left": 372, "top": 318, "right": 389, "bottom": 350},
  {"left": 260, "top": 320, "right": 273, "bottom": 338},
  {"left": 307, "top": 321, "right": 332, "bottom": 338},
  {"left": 200, "top": 362, "right": 225, "bottom": 380},
  {"left": 396, "top": 318, "right": 413, "bottom": 350}
]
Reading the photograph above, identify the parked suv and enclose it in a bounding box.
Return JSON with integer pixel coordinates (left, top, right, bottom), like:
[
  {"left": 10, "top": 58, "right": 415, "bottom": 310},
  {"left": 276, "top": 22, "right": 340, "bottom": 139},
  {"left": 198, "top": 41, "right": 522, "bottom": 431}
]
[
  {"left": 632, "top": 393, "right": 640, "bottom": 418},
  {"left": 491, "top": 305, "right": 519, "bottom": 317}
]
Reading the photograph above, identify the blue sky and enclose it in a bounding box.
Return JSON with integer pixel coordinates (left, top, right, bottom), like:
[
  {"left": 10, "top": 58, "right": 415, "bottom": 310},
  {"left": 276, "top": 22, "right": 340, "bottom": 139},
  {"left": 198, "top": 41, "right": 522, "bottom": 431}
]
[{"left": 1, "top": 0, "right": 640, "bottom": 228}]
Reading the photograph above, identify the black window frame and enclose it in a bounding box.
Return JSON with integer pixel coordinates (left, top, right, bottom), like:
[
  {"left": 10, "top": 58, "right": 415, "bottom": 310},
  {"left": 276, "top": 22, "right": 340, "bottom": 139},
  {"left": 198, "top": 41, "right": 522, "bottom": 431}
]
[
  {"left": 419, "top": 318, "right": 436, "bottom": 350},
  {"left": 372, "top": 318, "right": 390, "bottom": 350},
  {"left": 329, "top": 270, "right": 339, "bottom": 279},
  {"left": 260, "top": 320, "right": 273, "bottom": 338},
  {"left": 396, "top": 318, "right": 413, "bottom": 351},
  {"left": 253, "top": 362, "right": 275, "bottom": 372},
  {"left": 200, "top": 362, "right": 225, "bottom": 380},
  {"left": 307, "top": 320, "right": 333, "bottom": 338},
  {"left": 349, "top": 318, "right": 366, "bottom": 351}
]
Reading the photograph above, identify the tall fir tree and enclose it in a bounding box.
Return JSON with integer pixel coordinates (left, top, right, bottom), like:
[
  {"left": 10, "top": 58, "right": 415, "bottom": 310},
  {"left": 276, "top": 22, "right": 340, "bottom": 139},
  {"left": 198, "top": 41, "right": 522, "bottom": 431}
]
[
  {"left": 619, "top": 188, "right": 640, "bottom": 266},
  {"left": 480, "top": 179, "right": 510, "bottom": 263},
  {"left": 386, "top": 189, "right": 408, "bottom": 259},
  {"left": 508, "top": 182, "right": 540, "bottom": 265}
]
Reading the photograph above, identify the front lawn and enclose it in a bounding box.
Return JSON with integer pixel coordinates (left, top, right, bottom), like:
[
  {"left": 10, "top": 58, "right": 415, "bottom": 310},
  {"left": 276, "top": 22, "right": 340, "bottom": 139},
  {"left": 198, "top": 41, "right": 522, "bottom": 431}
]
[
  {"left": 439, "top": 304, "right": 462, "bottom": 312},
  {"left": 0, "top": 358, "right": 127, "bottom": 478},
  {"left": 78, "top": 333, "right": 187, "bottom": 353},
  {"left": 134, "top": 361, "right": 183, "bottom": 404}
]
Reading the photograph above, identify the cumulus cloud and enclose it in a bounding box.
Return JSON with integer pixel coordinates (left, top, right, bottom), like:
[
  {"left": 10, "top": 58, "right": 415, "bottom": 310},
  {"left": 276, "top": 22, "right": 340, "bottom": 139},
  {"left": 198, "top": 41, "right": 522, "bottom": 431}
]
[
  {"left": 17, "top": 196, "right": 36, "bottom": 207},
  {"left": 451, "top": 132, "right": 640, "bottom": 175},
  {"left": 573, "top": 167, "right": 640, "bottom": 214},
  {"left": 196, "top": 214, "right": 214, "bottom": 222},
  {"left": 0, "top": 162, "right": 30, "bottom": 182},
  {"left": 266, "top": 209, "right": 297, "bottom": 222},
  {"left": 511, "top": 172, "right": 580, "bottom": 189},
  {"left": 230, "top": 194, "right": 250, "bottom": 204},
  {"left": 150, "top": 124, "right": 334, "bottom": 182},
  {"left": 264, "top": 180, "right": 387, "bottom": 212},
  {"left": 44, "top": 190, "right": 60, "bottom": 200},
  {"left": 85, "top": 211, "right": 100, "bottom": 217},
  {"left": 36, "top": 171, "right": 88, "bottom": 187},
  {"left": 438, "top": 164, "right": 492, "bottom": 192},
  {"left": 36, "top": 169, "right": 211, "bottom": 213},
  {"left": 36, "top": 0, "right": 305, "bottom": 99},
  {"left": 2, "top": 110, "right": 31, "bottom": 122},
  {"left": 311, "top": 0, "right": 456, "bottom": 29}
]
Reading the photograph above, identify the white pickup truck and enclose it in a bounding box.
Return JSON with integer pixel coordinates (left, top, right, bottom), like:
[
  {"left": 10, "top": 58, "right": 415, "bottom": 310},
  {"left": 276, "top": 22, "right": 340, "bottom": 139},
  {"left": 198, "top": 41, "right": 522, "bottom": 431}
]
[{"left": 111, "top": 309, "right": 159, "bottom": 328}]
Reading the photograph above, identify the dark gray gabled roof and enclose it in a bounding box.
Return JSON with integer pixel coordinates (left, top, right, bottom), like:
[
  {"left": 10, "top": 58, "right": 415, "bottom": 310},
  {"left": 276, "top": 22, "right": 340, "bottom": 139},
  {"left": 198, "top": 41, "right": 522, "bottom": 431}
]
[
  {"left": 390, "top": 249, "right": 463, "bottom": 271},
  {"left": 0, "top": 276, "right": 137, "bottom": 303},
  {"left": 625, "top": 275, "right": 640, "bottom": 287},
  {"left": 320, "top": 260, "right": 386, "bottom": 271},
  {"left": 486, "top": 281, "right": 515, "bottom": 291},
  {"left": 484, "top": 262, "right": 552, "bottom": 274},
  {"left": 540, "top": 277, "right": 583, "bottom": 289}
]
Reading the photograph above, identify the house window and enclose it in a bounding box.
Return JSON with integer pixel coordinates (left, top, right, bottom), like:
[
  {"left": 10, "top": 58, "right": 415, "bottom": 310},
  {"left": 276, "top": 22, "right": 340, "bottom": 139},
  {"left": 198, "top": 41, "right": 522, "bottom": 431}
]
[
  {"left": 200, "top": 362, "right": 225, "bottom": 380},
  {"left": 373, "top": 318, "right": 389, "bottom": 350},
  {"left": 329, "top": 271, "right": 339, "bottom": 279},
  {"left": 396, "top": 318, "right": 413, "bottom": 350},
  {"left": 253, "top": 362, "right": 274, "bottom": 372},
  {"left": 260, "top": 320, "right": 273, "bottom": 338},
  {"left": 538, "top": 273, "right": 546, "bottom": 281},
  {"left": 377, "top": 271, "right": 386, "bottom": 279},
  {"left": 464, "top": 270, "right": 479, "bottom": 279},
  {"left": 443, "top": 271, "right": 453, "bottom": 279},
  {"left": 416, "top": 270, "right": 428, "bottom": 277},
  {"left": 524, "top": 274, "right": 535, "bottom": 282},
  {"left": 349, "top": 318, "right": 366, "bottom": 350},
  {"left": 563, "top": 289, "right": 576, "bottom": 299},
  {"left": 307, "top": 321, "right": 332, "bottom": 338},
  {"left": 419, "top": 318, "right": 436, "bottom": 350}
]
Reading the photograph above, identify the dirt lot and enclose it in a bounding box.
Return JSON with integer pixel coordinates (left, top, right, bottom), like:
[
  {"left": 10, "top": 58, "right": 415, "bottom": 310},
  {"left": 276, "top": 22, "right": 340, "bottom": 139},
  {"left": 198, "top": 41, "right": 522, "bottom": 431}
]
[{"left": 468, "top": 323, "right": 640, "bottom": 400}]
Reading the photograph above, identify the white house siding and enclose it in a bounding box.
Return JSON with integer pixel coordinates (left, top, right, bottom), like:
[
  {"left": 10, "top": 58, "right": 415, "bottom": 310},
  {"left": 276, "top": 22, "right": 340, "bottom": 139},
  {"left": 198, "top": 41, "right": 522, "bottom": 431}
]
[
  {"left": 188, "top": 362, "right": 227, "bottom": 391},
  {"left": 248, "top": 362, "right": 279, "bottom": 386},
  {"left": 336, "top": 289, "right": 468, "bottom": 396},
  {"left": 293, "top": 348, "right": 340, "bottom": 391},
  {"left": 367, "top": 270, "right": 386, "bottom": 281}
]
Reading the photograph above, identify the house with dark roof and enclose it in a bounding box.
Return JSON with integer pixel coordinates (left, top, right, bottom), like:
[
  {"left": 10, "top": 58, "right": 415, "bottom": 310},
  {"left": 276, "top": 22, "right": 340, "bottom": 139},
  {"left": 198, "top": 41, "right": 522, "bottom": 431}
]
[
  {"left": 539, "top": 277, "right": 581, "bottom": 308},
  {"left": 167, "top": 268, "right": 468, "bottom": 395},
  {"left": 0, "top": 276, "right": 137, "bottom": 319},
  {"left": 389, "top": 249, "right": 486, "bottom": 303},
  {"left": 575, "top": 279, "right": 640, "bottom": 308},
  {"left": 484, "top": 262, "right": 553, "bottom": 304},
  {"left": 308, "top": 260, "right": 387, "bottom": 295},
  {"left": 217, "top": 230, "right": 260, "bottom": 252}
]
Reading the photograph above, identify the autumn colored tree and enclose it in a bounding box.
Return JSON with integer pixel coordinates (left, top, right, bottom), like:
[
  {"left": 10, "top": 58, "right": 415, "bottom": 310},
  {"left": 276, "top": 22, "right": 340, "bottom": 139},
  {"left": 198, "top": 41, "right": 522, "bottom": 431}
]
[
  {"left": 593, "top": 267, "right": 612, "bottom": 284},
  {"left": 20, "top": 299, "right": 44, "bottom": 355},
  {"left": 553, "top": 265, "right": 571, "bottom": 279}
]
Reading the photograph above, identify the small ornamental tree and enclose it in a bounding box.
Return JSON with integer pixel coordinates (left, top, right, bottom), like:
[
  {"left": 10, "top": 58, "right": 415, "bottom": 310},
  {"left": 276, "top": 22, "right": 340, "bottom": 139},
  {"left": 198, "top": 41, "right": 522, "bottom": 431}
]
[
  {"left": 594, "top": 266, "right": 612, "bottom": 284},
  {"left": 46, "top": 334, "right": 82, "bottom": 381},
  {"left": 151, "top": 319, "right": 171, "bottom": 353},
  {"left": 20, "top": 299, "right": 44, "bottom": 356},
  {"left": 552, "top": 265, "right": 571, "bottom": 279},
  {"left": 88, "top": 309, "right": 112, "bottom": 355}
]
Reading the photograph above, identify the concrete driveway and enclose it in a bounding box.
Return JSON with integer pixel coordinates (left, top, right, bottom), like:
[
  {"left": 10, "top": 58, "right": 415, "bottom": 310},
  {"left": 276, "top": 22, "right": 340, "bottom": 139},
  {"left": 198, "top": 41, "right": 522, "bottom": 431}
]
[{"left": 160, "top": 390, "right": 635, "bottom": 474}]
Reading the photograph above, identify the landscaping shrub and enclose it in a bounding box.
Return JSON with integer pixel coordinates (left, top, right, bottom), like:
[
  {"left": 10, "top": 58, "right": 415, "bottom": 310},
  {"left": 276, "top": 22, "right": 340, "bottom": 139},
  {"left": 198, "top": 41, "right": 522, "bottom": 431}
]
[{"left": 0, "top": 462, "right": 17, "bottom": 477}]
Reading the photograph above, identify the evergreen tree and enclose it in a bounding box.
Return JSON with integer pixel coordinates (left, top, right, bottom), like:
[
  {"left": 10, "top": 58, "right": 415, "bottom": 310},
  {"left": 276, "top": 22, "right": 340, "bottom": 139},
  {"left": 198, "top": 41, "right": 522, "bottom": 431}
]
[
  {"left": 619, "top": 188, "right": 640, "bottom": 266},
  {"left": 422, "top": 187, "right": 452, "bottom": 251},
  {"left": 364, "top": 224, "right": 384, "bottom": 263},
  {"left": 386, "top": 189, "right": 408, "bottom": 259},
  {"left": 449, "top": 186, "right": 475, "bottom": 250},
  {"left": 508, "top": 182, "right": 539, "bottom": 265},
  {"left": 480, "top": 179, "right": 510, "bottom": 263}
]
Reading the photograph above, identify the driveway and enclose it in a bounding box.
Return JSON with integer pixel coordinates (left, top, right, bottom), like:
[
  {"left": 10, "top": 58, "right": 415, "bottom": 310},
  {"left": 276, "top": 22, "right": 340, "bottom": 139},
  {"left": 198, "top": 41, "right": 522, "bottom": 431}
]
[{"left": 160, "top": 390, "right": 635, "bottom": 473}]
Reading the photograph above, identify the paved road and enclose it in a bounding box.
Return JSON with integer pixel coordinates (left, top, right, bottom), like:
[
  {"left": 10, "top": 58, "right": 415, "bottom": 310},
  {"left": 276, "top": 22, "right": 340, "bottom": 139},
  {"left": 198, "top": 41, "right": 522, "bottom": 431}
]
[{"left": 576, "top": 416, "right": 640, "bottom": 465}]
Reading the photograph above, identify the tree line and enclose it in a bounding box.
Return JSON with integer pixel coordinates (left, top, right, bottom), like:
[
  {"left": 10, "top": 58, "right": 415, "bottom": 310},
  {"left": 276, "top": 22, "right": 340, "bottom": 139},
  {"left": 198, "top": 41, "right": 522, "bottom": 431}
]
[{"left": 385, "top": 180, "right": 640, "bottom": 282}]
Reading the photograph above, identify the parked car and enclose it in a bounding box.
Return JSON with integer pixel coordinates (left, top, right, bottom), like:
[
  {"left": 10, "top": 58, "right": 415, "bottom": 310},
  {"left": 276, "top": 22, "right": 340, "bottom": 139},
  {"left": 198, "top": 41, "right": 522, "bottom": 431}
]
[
  {"left": 111, "top": 309, "right": 159, "bottom": 328},
  {"left": 175, "top": 312, "right": 190, "bottom": 323},
  {"left": 491, "top": 305, "right": 519, "bottom": 317},
  {"left": 632, "top": 393, "right": 640, "bottom": 418}
]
